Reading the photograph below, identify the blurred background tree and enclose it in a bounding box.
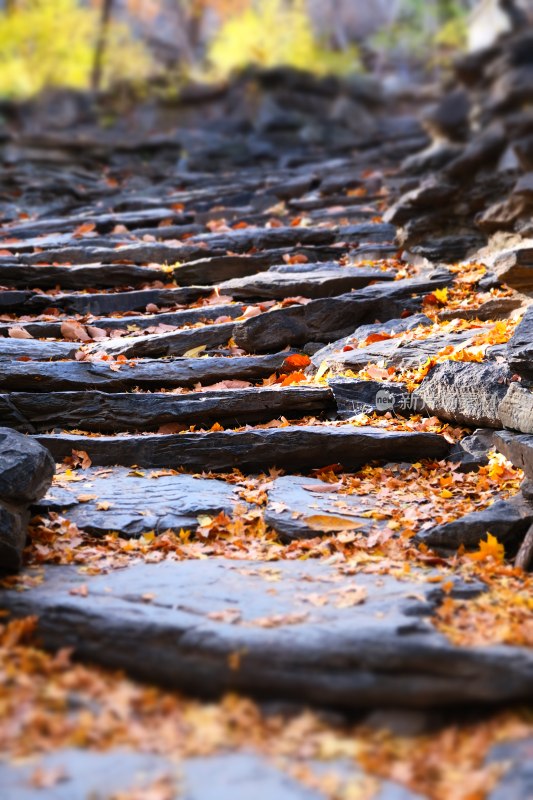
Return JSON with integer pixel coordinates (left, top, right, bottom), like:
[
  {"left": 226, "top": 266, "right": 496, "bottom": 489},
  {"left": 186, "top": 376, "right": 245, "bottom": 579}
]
[{"left": 0, "top": 0, "right": 528, "bottom": 99}]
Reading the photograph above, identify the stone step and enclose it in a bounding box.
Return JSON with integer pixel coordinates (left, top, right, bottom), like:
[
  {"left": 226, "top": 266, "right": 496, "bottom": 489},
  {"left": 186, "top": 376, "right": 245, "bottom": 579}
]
[
  {"left": 0, "top": 302, "right": 246, "bottom": 339},
  {"left": 0, "top": 285, "right": 211, "bottom": 316},
  {"left": 34, "top": 468, "right": 246, "bottom": 538},
  {"left": 219, "top": 264, "right": 396, "bottom": 300},
  {"left": 1, "top": 386, "right": 333, "bottom": 433},
  {"left": 1, "top": 558, "right": 530, "bottom": 707},
  {"left": 33, "top": 426, "right": 450, "bottom": 472},
  {"left": 234, "top": 273, "right": 451, "bottom": 353},
  {"left": 0, "top": 352, "right": 295, "bottom": 392}
]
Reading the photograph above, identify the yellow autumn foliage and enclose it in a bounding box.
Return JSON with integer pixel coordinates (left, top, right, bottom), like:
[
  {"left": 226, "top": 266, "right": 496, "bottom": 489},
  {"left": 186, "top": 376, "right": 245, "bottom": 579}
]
[
  {"left": 207, "top": 0, "right": 361, "bottom": 79},
  {"left": 0, "top": 0, "right": 152, "bottom": 98}
]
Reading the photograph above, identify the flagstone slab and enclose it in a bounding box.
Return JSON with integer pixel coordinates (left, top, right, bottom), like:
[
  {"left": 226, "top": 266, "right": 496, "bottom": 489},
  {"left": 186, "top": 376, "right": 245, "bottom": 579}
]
[
  {"left": 1, "top": 386, "right": 332, "bottom": 433},
  {"left": 34, "top": 468, "right": 245, "bottom": 538},
  {"left": 33, "top": 426, "right": 450, "bottom": 472},
  {"left": 0, "top": 749, "right": 429, "bottom": 800},
  {"left": 1, "top": 558, "right": 531, "bottom": 707},
  {"left": 0, "top": 353, "right": 294, "bottom": 393},
  {"left": 264, "top": 475, "right": 389, "bottom": 541},
  {"left": 219, "top": 265, "right": 396, "bottom": 300},
  {"left": 233, "top": 275, "right": 451, "bottom": 353}
]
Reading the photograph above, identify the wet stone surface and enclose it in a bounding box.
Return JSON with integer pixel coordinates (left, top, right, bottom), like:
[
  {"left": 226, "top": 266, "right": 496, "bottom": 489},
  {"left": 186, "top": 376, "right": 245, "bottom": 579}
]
[
  {"left": 34, "top": 468, "right": 245, "bottom": 538},
  {"left": 1, "top": 558, "right": 531, "bottom": 708}
]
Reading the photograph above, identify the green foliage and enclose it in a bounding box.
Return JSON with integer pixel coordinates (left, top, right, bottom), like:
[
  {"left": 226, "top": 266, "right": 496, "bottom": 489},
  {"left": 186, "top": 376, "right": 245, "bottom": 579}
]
[
  {"left": 206, "top": 0, "right": 361, "bottom": 79},
  {"left": 0, "top": 0, "right": 152, "bottom": 99},
  {"left": 371, "top": 0, "right": 467, "bottom": 60}
]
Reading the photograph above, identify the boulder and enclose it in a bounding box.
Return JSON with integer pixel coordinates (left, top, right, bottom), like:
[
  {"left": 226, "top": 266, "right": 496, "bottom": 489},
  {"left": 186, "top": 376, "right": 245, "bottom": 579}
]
[
  {"left": 413, "top": 362, "right": 510, "bottom": 428},
  {"left": 0, "top": 427, "right": 55, "bottom": 573},
  {"left": 415, "top": 495, "right": 533, "bottom": 555},
  {"left": 507, "top": 305, "right": 533, "bottom": 378},
  {"left": 493, "top": 249, "right": 533, "bottom": 292},
  {"left": 494, "top": 430, "right": 533, "bottom": 478},
  {"left": 499, "top": 382, "right": 533, "bottom": 434}
]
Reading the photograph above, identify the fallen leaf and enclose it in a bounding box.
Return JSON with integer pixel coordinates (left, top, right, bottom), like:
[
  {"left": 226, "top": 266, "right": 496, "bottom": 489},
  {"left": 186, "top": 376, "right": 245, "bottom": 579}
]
[{"left": 303, "top": 515, "right": 363, "bottom": 532}]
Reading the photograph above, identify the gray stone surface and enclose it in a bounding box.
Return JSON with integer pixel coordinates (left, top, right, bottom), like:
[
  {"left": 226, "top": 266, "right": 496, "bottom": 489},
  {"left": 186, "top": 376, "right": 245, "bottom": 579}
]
[
  {"left": 0, "top": 338, "right": 79, "bottom": 362},
  {"left": 415, "top": 496, "right": 533, "bottom": 554},
  {"left": 0, "top": 750, "right": 182, "bottom": 800},
  {"left": 0, "top": 352, "right": 294, "bottom": 393},
  {"left": 0, "top": 427, "right": 55, "bottom": 572},
  {"left": 328, "top": 379, "right": 426, "bottom": 419},
  {"left": 486, "top": 738, "right": 533, "bottom": 800},
  {"left": 265, "top": 475, "right": 389, "bottom": 541},
  {"left": 95, "top": 321, "right": 237, "bottom": 359},
  {"left": 233, "top": 275, "right": 451, "bottom": 353},
  {"left": 499, "top": 382, "right": 533, "bottom": 434},
  {"left": 0, "top": 387, "right": 332, "bottom": 433},
  {"left": 311, "top": 313, "right": 432, "bottom": 368},
  {"left": 1, "top": 558, "right": 532, "bottom": 707},
  {"left": 33, "top": 426, "right": 451, "bottom": 472},
  {"left": 0, "top": 748, "right": 431, "bottom": 800},
  {"left": 321, "top": 329, "right": 485, "bottom": 373},
  {"left": 448, "top": 429, "right": 496, "bottom": 471},
  {"left": 507, "top": 305, "right": 533, "bottom": 379},
  {"left": 219, "top": 265, "right": 395, "bottom": 300},
  {"left": 493, "top": 248, "right": 533, "bottom": 292},
  {"left": 34, "top": 468, "right": 245, "bottom": 538},
  {"left": 413, "top": 362, "right": 510, "bottom": 428},
  {"left": 494, "top": 430, "right": 533, "bottom": 478}
]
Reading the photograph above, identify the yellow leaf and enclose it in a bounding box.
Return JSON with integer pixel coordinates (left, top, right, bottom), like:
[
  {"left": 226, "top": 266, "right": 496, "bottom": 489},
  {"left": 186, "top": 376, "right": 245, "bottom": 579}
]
[
  {"left": 440, "top": 489, "right": 454, "bottom": 499},
  {"left": 183, "top": 345, "right": 207, "bottom": 358},
  {"left": 468, "top": 533, "right": 505, "bottom": 563},
  {"left": 315, "top": 360, "right": 330, "bottom": 382},
  {"left": 433, "top": 287, "right": 448, "bottom": 304}
]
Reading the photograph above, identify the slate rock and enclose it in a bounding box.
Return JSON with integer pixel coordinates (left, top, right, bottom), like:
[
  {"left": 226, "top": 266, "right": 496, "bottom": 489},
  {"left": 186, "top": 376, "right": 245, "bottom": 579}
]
[
  {"left": 264, "top": 475, "right": 390, "bottom": 541},
  {"left": 0, "top": 428, "right": 55, "bottom": 573},
  {"left": 95, "top": 322, "right": 237, "bottom": 359},
  {"left": 33, "top": 426, "right": 451, "bottom": 472},
  {"left": 413, "top": 362, "right": 510, "bottom": 428},
  {"left": 321, "top": 330, "right": 482, "bottom": 373},
  {"left": 311, "top": 314, "right": 432, "bottom": 367},
  {"left": 328, "top": 379, "right": 426, "bottom": 419},
  {"left": 35, "top": 468, "right": 246, "bottom": 538},
  {"left": 493, "top": 248, "right": 533, "bottom": 292},
  {"left": 494, "top": 430, "right": 533, "bottom": 478},
  {"left": 0, "top": 748, "right": 429, "bottom": 800},
  {"left": 499, "top": 382, "right": 533, "bottom": 434},
  {"left": 448, "top": 429, "right": 496, "bottom": 472},
  {"left": 486, "top": 739, "right": 533, "bottom": 800},
  {"left": 234, "top": 275, "right": 450, "bottom": 353},
  {"left": 219, "top": 265, "right": 396, "bottom": 300},
  {"left": 0, "top": 750, "right": 182, "bottom": 800},
  {"left": 0, "top": 502, "right": 29, "bottom": 575},
  {"left": 0, "top": 387, "right": 333, "bottom": 434},
  {"left": 438, "top": 296, "right": 525, "bottom": 322},
  {"left": 0, "top": 338, "right": 79, "bottom": 362},
  {"left": 415, "top": 496, "right": 533, "bottom": 555},
  {"left": 0, "top": 427, "right": 55, "bottom": 504},
  {"left": 1, "top": 558, "right": 531, "bottom": 707},
  {"left": 507, "top": 305, "right": 533, "bottom": 378},
  {"left": 0, "top": 352, "right": 295, "bottom": 393},
  {"left": 19, "top": 286, "right": 211, "bottom": 317}
]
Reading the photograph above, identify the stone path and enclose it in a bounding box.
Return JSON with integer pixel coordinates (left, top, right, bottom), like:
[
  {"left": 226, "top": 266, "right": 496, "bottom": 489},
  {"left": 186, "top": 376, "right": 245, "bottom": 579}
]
[{"left": 0, "top": 54, "right": 533, "bottom": 799}]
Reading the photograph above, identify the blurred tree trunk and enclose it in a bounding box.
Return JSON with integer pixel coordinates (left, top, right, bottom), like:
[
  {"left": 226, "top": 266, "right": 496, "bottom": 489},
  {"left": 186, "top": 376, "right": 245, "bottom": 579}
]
[{"left": 92, "top": 0, "right": 115, "bottom": 92}]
